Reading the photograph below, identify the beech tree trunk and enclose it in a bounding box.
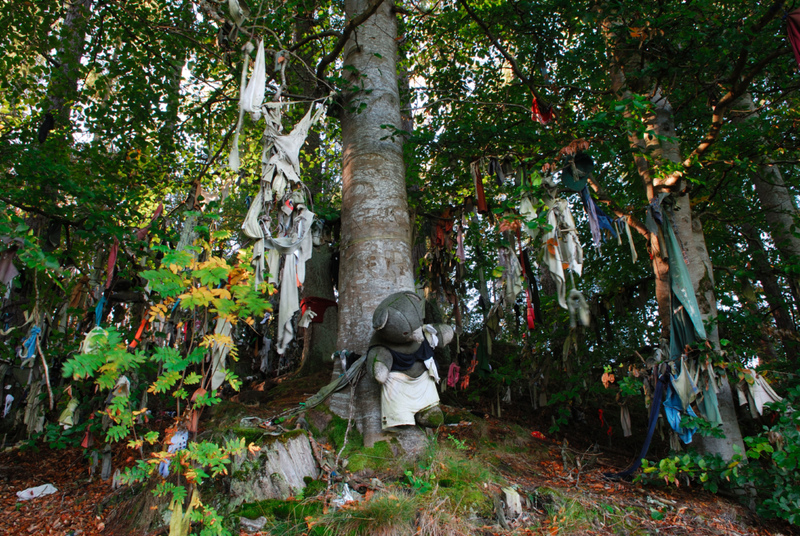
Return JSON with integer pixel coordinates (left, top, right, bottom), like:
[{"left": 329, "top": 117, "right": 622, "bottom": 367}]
[
  {"left": 739, "top": 223, "right": 796, "bottom": 362},
  {"left": 298, "top": 243, "right": 338, "bottom": 376},
  {"left": 41, "top": 0, "right": 93, "bottom": 139},
  {"left": 331, "top": 0, "right": 414, "bottom": 447},
  {"left": 607, "top": 36, "right": 745, "bottom": 458},
  {"left": 731, "top": 94, "right": 800, "bottom": 325}
]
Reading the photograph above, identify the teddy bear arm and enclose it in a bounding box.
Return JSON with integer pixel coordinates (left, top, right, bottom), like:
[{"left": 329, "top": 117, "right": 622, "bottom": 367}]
[
  {"left": 432, "top": 324, "right": 455, "bottom": 347},
  {"left": 369, "top": 347, "right": 393, "bottom": 384}
]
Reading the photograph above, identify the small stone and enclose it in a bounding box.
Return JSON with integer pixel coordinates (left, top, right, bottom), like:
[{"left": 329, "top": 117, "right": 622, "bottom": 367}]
[{"left": 240, "top": 516, "right": 267, "bottom": 533}]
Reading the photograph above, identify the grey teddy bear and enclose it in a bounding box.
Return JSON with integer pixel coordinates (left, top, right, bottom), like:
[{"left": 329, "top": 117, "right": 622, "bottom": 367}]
[{"left": 367, "top": 291, "right": 454, "bottom": 430}]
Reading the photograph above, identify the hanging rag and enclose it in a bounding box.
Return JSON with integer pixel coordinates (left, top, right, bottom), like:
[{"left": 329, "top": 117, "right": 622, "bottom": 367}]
[
  {"left": 567, "top": 289, "right": 590, "bottom": 328},
  {"left": 447, "top": 362, "right": 460, "bottom": 388},
  {"left": 3, "top": 393, "right": 13, "bottom": 418},
  {"left": 670, "top": 356, "right": 700, "bottom": 410},
  {"left": 518, "top": 196, "right": 540, "bottom": 240},
  {"left": 0, "top": 249, "right": 19, "bottom": 286},
  {"left": 620, "top": 405, "right": 632, "bottom": 437},
  {"left": 24, "top": 382, "right": 45, "bottom": 434},
  {"left": 433, "top": 210, "right": 454, "bottom": 248},
  {"left": 80, "top": 326, "right": 108, "bottom": 355},
  {"left": 530, "top": 95, "right": 553, "bottom": 124},
  {"left": 542, "top": 199, "right": 583, "bottom": 309},
  {"left": 521, "top": 249, "right": 543, "bottom": 324},
  {"left": 743, "top": 370, "right": 783, "bottom": 415},
  {"left": 228, "top": 44, "right": 251, "bottom": 171},
  {"left": 260, "top": 103, "right": 327, "bottom": 199},
  {"left": 661, "top": 205, "right": 706, "bottom": 359},
  {"left": 20, "top": 326, "right": 40, "bottom": 367},
  {"left": 94, "top": 296, "right": 106, "bottom": 327},
  {"left": 105, "top": 239, "right": 119, "bottom": 289},
  {"left": 663, "top": 380, "right": 697, "bottom": 444},
  {"left": 470, "top": 161, "right": 489, "bottom": 214},
  {"left": 558, "top": 153, "right": 593, "bottom": 192},
  {"left": 58, "top": 396, "right": 79, "bottom": 429},
  {"left": 456, "top": 218, "right": 466, "bottom": 262},
  {"left": 209, "top": 318, "right": 233, "bottom": 390},
  {"left": 423, "top": 324, "right": 440, "bottom": 350},
  {"left": 578, "top": 187, "right": 618, "bottom": 250},
  {"left": 788, "top": 9, "right": 800, "bottom": 70},
  {"left": 697, "top": 367, "right": 723, "bottom": 426},
  {"left": 525, "top": 288, "right": 536, "bottom": 330},
  {"left": 241, "top": 40, "right": 266, "bottom": 120},
  {"left": 135, "top": 203, "right": 164, "bottom": 241},
  {"left": 127, "top": 317, "right": 149, "bottom": 350},
  {"left": 498, "top": 247, "right": 523, "bottom": 306},
  {"left": 299, "top": 297, "right": 337, "bottom": 326},
  {"left": 624, "top": 216, "right": 638, "bottom": 263}
]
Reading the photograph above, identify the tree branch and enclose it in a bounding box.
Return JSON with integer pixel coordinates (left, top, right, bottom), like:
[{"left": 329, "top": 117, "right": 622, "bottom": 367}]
[
  {"left": 0, "top": 197, "right": 80, "bottom": 228},
  {"left": 681, "top": 1, "right": 788, "bottom": 167},
  {"left": 290, "top": 30, "right": 342, "bottom": 52},
  {"left": 586, "top": 176, "right": 649, "bottom": 239},
  {"left": 314, "top": 0, "right": 384, "bottom": 86},
  {"left": 456, "top": 0, "right": 546, "bottom": 106}
]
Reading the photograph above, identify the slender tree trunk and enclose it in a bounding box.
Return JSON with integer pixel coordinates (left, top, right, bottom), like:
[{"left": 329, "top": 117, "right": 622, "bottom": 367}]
[
  {"left": 639, "top": 92, "right": 745, "bottom": 459},
  {"left": 731, "top": 94, "right": 800, "bottom": 319},
  {"left": 739, "top": 223, "right": 798, "bottom": 362},
  {"left": 41, "top": 0, "right": 93, "bottom": 140},
  {"left": 293, "top": 9, "right": 339, "bottom": 377},
  {"left": 298, "top": 243, "right": 338, "bottom": 376},
  {"left": 331, "top": 0, "right": 414, "bottom": 447},
  {"left": 606, "top": 36, "right": 746, "bottom": 458}
]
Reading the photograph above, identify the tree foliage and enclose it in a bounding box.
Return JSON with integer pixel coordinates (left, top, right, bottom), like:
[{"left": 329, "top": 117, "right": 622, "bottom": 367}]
[{"left": 1, "top": 0, "right": 800, "bottom": 529}]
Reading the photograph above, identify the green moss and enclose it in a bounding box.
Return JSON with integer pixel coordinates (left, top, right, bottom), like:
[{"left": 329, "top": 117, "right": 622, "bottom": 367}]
[
  {"left": 303, "top": 478, "right": 327, "bottom": 498},
  {"left": 235, "top": 498, "right": 322, "bottom": 521},
  {"left": 229, "top": 427, "right": 267, "bottom": 444},
  {"left": 346, "top": 440, "right": 395, "bottom": 473},
  {"left": 427, "top": 447, "right": 497, "bottom": 516},
  {"left": 323, "top": 415, "right": 363, "bottom": 452},
  {"left": 206, "top": 401, "right": 249, "bottom": 429},
  {"left": 318, "top": 492, "right": 417, "bottom": 535}
]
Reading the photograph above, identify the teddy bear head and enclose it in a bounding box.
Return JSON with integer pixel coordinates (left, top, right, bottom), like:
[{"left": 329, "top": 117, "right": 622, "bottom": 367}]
[{"left": 372, "top": 291, "right": 425, "bottom": 345}]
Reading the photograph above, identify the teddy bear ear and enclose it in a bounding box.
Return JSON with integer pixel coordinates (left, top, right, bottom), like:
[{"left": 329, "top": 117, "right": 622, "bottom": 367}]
[
  {"left": 404, "top": 291, "right": 422, "bottom": 303},
  {"left": 373, "top": 307, "right": 389, "bottom": 330}
]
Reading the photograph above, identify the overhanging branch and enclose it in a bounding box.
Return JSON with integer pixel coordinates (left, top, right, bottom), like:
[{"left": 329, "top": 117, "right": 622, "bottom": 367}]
[
  {"left": 314, "top": 0, "right": 384, "bottom": 86},
  {"left": 456, "top": 0, "right": 547, "bottom": 107},
  {"left": 681, "top": 0, "right": 788, "bottom": 168},
  {"left": 587, "top": 176, "right": 649, "bottom": 239}
]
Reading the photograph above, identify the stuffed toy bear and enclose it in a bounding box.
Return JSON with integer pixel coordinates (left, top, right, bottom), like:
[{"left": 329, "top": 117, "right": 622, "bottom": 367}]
[{"left": 367, "top": 291, "right": 454, "bottom": 430}]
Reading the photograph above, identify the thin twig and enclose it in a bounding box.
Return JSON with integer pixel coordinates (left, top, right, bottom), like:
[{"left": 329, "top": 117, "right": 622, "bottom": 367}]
[
  {"left": 35, "top": 338, "right": 54, "bottom": 411},
  {"left": 334, "top": 367, "right": 363, "bottom": 468},
  {"left": 314, "top": 0, "right": 384, "bottom": 85}
]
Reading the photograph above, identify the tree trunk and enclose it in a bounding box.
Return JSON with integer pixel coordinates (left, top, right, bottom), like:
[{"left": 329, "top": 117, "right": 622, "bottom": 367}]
[
  {"left": 739, "top": 223, "right": 798, "bottom": 363},
  {"left": 608, "top": 57, "right": 746, "bottom": 458},
  {"left": 332, "top": 0, "right": 414, "bottom": 447},
  {"left": 41, "top": 0, "right": 93, "bottom": 140},
  {"left": 731, "top": 94, "right": 800, "bottom": 319},
  {"left": 298, "top": 244, "right": 338, "bottom": 376}
]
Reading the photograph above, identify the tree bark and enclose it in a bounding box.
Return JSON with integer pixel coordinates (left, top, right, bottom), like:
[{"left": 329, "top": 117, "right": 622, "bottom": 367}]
[
  {"left": 739, "top": 222, "right": 799, "bottom": 363},
  {"left": 731, "top": 94, "right": 800, "bottom": 318},
  {"left": 607, "top": 43, "right": 746, "bottom": 458},
  {"left": 331, "top": 0, "right": 414, "bottom": 447},
  {"left": 41, "top": 0, "right": 93, "bottom": 140},
  {"left": 298, "top": 244, "right": 339, "bottom": 376}
]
